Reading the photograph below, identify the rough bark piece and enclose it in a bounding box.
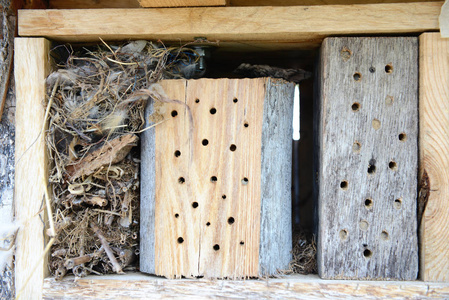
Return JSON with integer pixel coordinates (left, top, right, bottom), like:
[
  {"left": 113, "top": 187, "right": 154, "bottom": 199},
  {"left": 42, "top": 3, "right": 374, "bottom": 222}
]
[
  {"left": 419, "top": 32, "right": 449, "bottom": 282},
  {"left": 315, "top": 37, "right": 418, "bottom": 280},
  {"left": 141, "top": 78, "right": 293, "bottom": 278},
  {"left": 18, "top": 3, "right": 441, "bottom": 48},
  {"left": 66, "top": 133, "right": 138, "bottom": 179},
  {"left": 42, "top": 273, "right": 449, "bottom": 299},
  {"left": 0, "top": 13, "right": 15, "bottom": 121},
  {"left": 14, "top": 37, "right": 51, "bottom": 299}
]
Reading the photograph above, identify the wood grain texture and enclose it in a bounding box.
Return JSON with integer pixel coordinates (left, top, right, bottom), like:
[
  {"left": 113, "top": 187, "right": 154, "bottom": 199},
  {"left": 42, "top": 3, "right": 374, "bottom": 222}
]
[
  {"left": 18, "top": 2, "right": 441, "bottom": 48},
  {"left": 419, "top": 33, "right": 449, "bottom": 282},
  {"left": 139, "top": 93, "right": 157, "bottom": 275},
  {"left": 139, "top": 0, "right": 228, "bottom": 7},
  {"left": 14, "top": 38, "right": 51, "bottom": 299},
  {"left": 315, "top": 37, "right": 418, "bottom": 280},
  {"left": 141, "top": 78, "right": 292, "bottom": 278},
  {"left": 259, "top": 78, "right": 294, "bottom": 275},
  {"left": 42, "top": 273, "right": 449, "bottom": 299},
  {"left": 46, "top": 0, "right": 439, "bottom": 8}
]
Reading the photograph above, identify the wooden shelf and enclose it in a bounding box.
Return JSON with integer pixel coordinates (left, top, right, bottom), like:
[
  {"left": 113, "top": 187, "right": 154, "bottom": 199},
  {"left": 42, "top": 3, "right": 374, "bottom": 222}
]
[
  {"left": 18, "top": 2, "right": 442, "bottom": 50},
  {"left": 43, "top": 273, "right": 449, "bottom": 299}
]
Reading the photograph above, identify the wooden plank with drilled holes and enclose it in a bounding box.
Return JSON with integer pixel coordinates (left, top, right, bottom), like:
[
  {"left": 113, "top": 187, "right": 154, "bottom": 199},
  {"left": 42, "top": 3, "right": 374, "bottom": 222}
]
[
  {"left": 315, "top": 37, "right": 419, "bottom": 280},
  {"left": 14, "top": 37, "right": 52, "bottom": 299},
  {"left": 419, "top": 32, "right": 449, "bottom": 282},
  {"left": 140, "top": 78, "right": 294, "bottom": 278}
]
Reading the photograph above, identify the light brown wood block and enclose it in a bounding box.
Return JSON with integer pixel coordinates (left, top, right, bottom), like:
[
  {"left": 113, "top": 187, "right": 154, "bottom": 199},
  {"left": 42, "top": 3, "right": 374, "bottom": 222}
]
[
  {"left": 42, "top": 273, "right": 449, "bottom": 299},
  {"left": 14, "top": 38, "right": 52, "bottom": 299},
  {"left": 140, "top": 78, "right": 294, "bottom": 278},
  {"left": 419, "top": 32, "right": 449, "bottom": 282},
  {"left": 139, "top": 0, "right": 228, "bottom": 7},
  {"left": 18, "top": 3, "right": 441, "bottom": 49},
  {"left": 315, "top": 37, "right": 419, "bottom": 280}
]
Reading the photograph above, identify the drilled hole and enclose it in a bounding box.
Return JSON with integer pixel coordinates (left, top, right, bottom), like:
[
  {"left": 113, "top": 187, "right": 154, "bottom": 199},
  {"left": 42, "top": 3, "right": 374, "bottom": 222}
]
[
  {"left": 240, "top": 241, "right": 245, "bottom": 245},
  {"left": 233, "top": 98, "right": 238, "bottom": 103},
  {"left": 195, "top": 98, "right": 200, "bottom": 103},
  {"left": 399, "top": 133, "right": 407, "bottom": 142},
  {"left": 385, "top": 64, "right": 393, "bottom": 73},
  {"left": 228, "top": 217, "right": 235, "bottom": 225},
  {"left": 364, "top": 198, "right": 373, "bottom": 209},
  {"left": 339, "top": 229, "right": 348, "bottom": 241},
  {"left": 213, "top": 244, "right": 220, "bottom": 251},
  {"left": 394, "top": 198, "right": 402, "bottom": 209},
  {"left": 210, "top": 176, "right": 218, "bottom": 182},
  {"left": 340, "top": 180, "right": 348, "bottom": 190},
  {"left": 177, "top": 237, "right": 184, "bottom": 244},
  {"left": 178, "top": 177, "right": 185, "bottom": 184},
  {"left": 206, "top": 222, "right": 211, "bottom": 226},
  {"left": 353, "top": 72, "right": 362, "bottom": 81},
  {"left": 352, "top": 141, "right": 361, "bottom": 153},
  {"left": 242, "top": 177, "right": 249, "bottom": 185},
  {"left": 363, "top": 249, "right": 373, "bottom": 258},
  {"left": 367, "top": 164, "right": 376, "bottom": 174},
  {"left": 389, "top": 161, "right": 397, "bottom": 171},
  {"left": 222, "top": 195, "right": 226, "bottom": 199},
  {"left": 171, "top": 110, "right": 178, "bottom": 117},
  {"left": 174, "top": 150, "right": 181, "bottom": 157},
  {"left": 202, "top": 139, "right": 209, "bottom": 146},
  {"left": 340, "top": 47, "right": 352, "bottom": 61},
  {"left": 385, "top": 95, "right": 394, "bottom": 105},
  {"left": 369, "top": 66, "right": 376, "bottom": 73},
  {"left": 175, "top": 213, "right": 179, "bottom": 218},
  {"left": 359, "top": 220, "right": 369, "bottom": 231},
  {"left": 192, "top": 202, "right": 198, "bottom": 208},
  {"left": 244, "top": 122, "right": 249, "bottom": 128},
  {"left": 372, "top": 119, "right": 381, "bottom": 130},
  {"left": 381, "top": 230, "right": 389, "bottom": 240},
  {"left": 210, "top": 108, "right": 217, "bottom": 115},
  {"left": 352, "top": 102, "right": 360, "bottom": 111},
  {"left": 230, "top": 144, "right": 237, "bottom": 152}
]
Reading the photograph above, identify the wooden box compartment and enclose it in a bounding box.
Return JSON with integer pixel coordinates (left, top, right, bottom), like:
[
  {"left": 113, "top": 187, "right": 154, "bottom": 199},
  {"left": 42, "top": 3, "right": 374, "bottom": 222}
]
[{"left": 13, "top": 3, "right": 449, "bottom": 298}]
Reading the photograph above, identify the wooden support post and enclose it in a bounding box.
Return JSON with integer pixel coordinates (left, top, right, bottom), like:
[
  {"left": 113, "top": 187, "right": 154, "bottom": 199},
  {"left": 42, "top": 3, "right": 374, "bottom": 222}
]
[
  {"left": 419, "top": 32, "right": 449, "bottom": 282},
  {"left": 315, "top": 37, "right": 419, "bottom": 280},
  {"left": 141, "top": 78, "right": 294, "bottom": 278},
  {"left": 14, "top": 38, "right": 51, "bottom": 299}
]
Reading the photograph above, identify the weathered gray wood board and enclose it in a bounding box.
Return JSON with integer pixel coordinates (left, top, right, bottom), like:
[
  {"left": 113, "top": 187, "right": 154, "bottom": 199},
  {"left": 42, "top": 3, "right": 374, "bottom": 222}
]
[
  {"left": 140, "top": 78, "right": 294, "bottom": 278},
  {"left": 315, "top": 37, "right": 418, "bottom": 280}
]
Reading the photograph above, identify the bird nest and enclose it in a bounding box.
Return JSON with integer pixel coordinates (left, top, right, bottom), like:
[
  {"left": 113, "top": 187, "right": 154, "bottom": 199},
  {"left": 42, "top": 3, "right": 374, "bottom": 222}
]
[{"left": 45, "top": 40, "right": 204, "bottom": 279}]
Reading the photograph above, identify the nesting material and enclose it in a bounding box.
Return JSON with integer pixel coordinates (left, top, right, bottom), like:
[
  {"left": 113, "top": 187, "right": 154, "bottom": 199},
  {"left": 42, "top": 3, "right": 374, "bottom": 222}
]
[
  {"left": 289, "top": 230, "right": 317, "bottom": 275},
  {"left": 46, "top": 40, "right": 202, "bottom": 279}
]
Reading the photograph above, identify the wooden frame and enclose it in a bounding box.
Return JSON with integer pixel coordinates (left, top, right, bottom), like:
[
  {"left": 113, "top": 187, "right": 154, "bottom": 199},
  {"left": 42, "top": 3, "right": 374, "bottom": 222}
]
[{"left": 14, "top": 3, "right": 449, "bottom": 298}]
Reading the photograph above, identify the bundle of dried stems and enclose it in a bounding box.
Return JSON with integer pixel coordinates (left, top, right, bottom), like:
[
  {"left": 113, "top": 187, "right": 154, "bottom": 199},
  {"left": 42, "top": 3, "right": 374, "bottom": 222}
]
[{"left": 45, "top": 40, "right": 199, "bottom": 280}]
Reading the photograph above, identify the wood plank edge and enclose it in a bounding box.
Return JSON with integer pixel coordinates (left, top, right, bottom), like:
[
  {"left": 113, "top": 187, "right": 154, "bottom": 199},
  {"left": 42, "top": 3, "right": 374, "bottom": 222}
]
[{"left": 43, "top": 273, "right": 449, "bottom": 299}]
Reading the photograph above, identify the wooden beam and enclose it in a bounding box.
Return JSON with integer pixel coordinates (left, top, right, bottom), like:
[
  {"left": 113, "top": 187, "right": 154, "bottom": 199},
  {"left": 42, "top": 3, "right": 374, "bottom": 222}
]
[
  {"left": 14, "top": 38, "right": 51, "bottom": 299},
  {"left": 18, "top": 2, "right": 442, "bottom": 48},
  {"left": 42, "top": 273, "right": 449, "bottom": 299},
  {"left": 139, "top": 0, "right": 228, "bottom": 7},
  {"left": 46, "top": 0, "right": 439, "bottom": 9},
  {"left": 419, "top": 32, "right": 449, "bottom": 282}
]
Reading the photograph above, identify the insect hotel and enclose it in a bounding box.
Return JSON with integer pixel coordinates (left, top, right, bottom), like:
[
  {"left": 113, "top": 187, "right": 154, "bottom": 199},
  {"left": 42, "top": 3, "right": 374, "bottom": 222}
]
[{"left": 11, "top": 0, "right": 449, "bottom": 298}]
